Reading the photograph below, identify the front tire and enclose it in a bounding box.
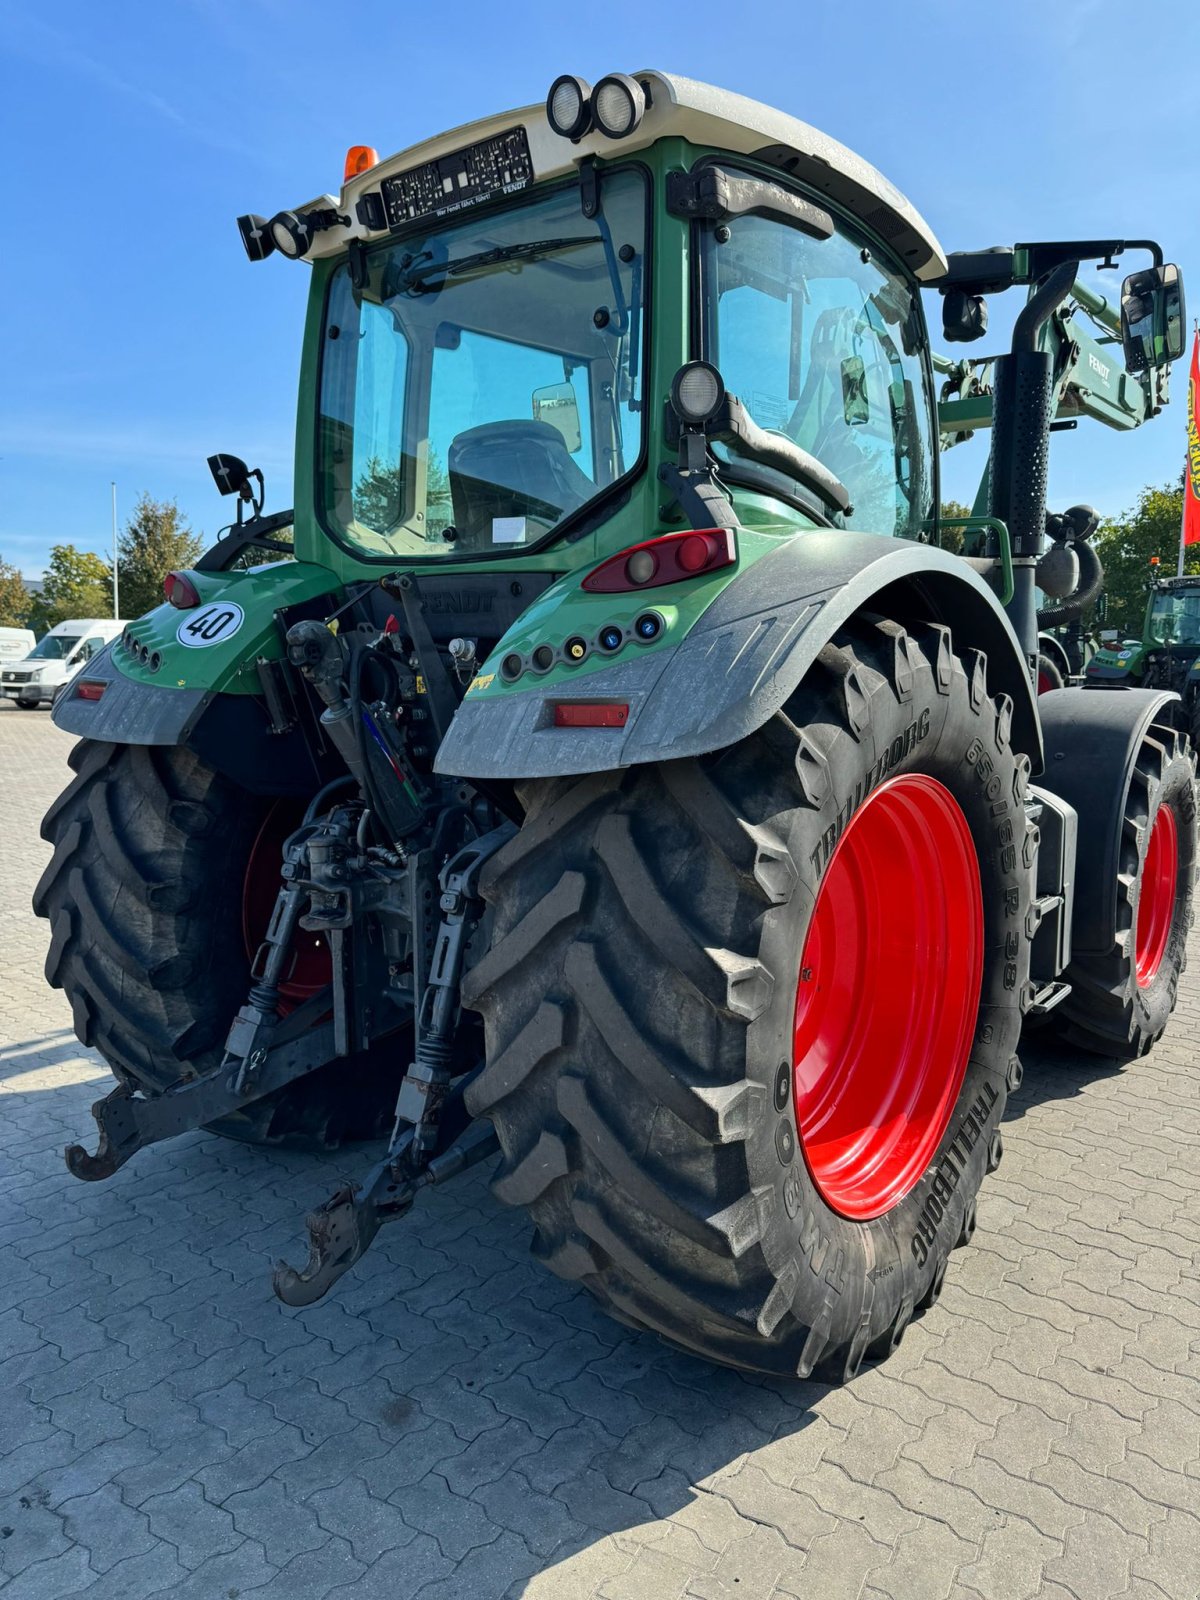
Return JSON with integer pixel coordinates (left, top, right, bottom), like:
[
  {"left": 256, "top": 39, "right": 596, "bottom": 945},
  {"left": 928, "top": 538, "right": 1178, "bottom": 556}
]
[
  {"left": 1051, "top": 724, "right": 1196, "bottom": 1060},
  {"left": 464, "top": 618, "right": 1032, "bottom": 1378}
]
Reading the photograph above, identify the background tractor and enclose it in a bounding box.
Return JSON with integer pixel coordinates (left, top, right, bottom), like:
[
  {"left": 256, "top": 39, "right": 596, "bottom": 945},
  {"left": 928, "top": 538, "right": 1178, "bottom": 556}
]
[
  {"left": 1086, "top": 573, "right": 1200, "bottom": 741},
  {"left": 35, "top": 72, "right": 1197, "bottom": 1380}
]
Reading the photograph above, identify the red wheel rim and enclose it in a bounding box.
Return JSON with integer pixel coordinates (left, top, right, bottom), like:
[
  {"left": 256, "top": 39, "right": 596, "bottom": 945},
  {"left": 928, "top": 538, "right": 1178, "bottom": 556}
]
[
  {"left": 1037, "top": 669, "right": 1053, "bottom": 695},
  {"left": 1135, "top": 803, "right": 1178, "bottom": 988},
  {"left": 793, "top": 775, "right": 984, "bottom": 1221},
  {"left": 242, "top": 800, "right": 331, "bottom": 1004}
]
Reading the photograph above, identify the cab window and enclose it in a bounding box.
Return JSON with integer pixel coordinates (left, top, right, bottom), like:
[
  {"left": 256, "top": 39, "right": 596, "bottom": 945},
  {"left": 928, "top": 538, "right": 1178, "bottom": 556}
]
[{"left": 701, "top": 201, "right": 936, "bottom": 536}]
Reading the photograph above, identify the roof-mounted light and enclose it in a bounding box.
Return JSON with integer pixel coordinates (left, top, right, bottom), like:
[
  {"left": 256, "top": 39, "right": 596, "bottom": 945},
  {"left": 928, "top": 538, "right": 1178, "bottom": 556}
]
[
  {"left": 236, "top": 213, "right": 274, "bottom": 262},
  {"left": 546, "top": 74, "right": 592, "bottom": 140},
  {"left": 268, "top": 207, "right": 344, "bottom": 260},
  {"left": 592, "top": 73, "right": 645, "bottom": 139}
]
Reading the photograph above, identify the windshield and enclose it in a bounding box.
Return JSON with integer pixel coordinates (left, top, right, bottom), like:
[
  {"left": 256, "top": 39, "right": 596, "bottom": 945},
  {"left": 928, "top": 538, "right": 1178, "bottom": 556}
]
[
  {"left": 1149, "top": 588, "right": 1200, "bottom": 644},
  {"left": 316, "top": 170, "right": 648, "bottom": 560},
  {"left": 27, "top": 635, "right": 80, "bottom": 660},
  {"left": 700, "top": 195, "right": 936, "bottom": 536}
]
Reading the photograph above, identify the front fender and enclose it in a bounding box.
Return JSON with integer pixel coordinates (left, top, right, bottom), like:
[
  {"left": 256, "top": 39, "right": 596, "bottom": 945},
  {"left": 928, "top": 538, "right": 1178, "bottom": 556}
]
[
  {"left": 436, "top": 530, "right": 1041, "bottom": 779},
  {"left": 1036, "top": 686, "right": 1182, "bottom": 951}
]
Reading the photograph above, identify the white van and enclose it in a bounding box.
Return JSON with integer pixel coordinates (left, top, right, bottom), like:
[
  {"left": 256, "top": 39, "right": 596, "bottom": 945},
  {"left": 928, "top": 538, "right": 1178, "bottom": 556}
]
[
  {"left": 0, "top": 627, "right": 35, "bottom": 663},
  {"left": 1, "top": 618, "right": 126, "bottom": 709}
]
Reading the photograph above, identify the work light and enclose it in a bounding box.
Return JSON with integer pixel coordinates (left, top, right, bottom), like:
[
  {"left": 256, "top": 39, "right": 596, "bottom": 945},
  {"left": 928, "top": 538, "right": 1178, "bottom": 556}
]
[
  {"left": 269, "top": 210, "right": 318, "bottom": 260},
  {"left": 670, "top": 361, "right": 725, "bottom": 427},
  {"left": 592, "top": 73, "right": 645, "bottom": 139},
  {"left": 236, "top": 214, "right": 274, "bottom": 262},
  {"left": 546, "top": 74, "right": 592, "bottom": 140}
]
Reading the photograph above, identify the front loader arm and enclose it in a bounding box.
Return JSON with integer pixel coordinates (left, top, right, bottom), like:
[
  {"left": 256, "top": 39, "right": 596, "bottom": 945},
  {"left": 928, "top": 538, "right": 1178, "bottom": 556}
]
[{"left": 935, "top": 242, "right": 1171, "bottom": 449}]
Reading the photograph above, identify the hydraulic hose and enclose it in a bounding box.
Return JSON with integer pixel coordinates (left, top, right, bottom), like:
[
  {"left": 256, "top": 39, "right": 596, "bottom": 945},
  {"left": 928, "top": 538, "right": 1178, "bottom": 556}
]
[{"left": 1037, "top": 536, "right": 1103, "bottom": 629}]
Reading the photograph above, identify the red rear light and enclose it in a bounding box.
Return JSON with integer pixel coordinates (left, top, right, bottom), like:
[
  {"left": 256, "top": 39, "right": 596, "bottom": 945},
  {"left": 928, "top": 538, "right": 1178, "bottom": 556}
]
[
  {"left": 75, "top": 680, "right": 106, "bottom": 702},
  {"left": 581, "top": 528, "right": 737, "bottom": 593},
  {"left": 553, "top": 703, "right": 629, "bottom": 728},
  {"left": 164, "top": 571, "right": 201, "bottom": 609}
]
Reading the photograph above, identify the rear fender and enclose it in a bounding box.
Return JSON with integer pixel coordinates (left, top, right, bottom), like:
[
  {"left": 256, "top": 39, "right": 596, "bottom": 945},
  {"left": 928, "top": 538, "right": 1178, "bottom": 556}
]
[
  {"left": 50, "top": 560, "right": 340, "bottom": 794},
  {"left": 436, "top": 531, "right": 1041, "bottom": 779}
]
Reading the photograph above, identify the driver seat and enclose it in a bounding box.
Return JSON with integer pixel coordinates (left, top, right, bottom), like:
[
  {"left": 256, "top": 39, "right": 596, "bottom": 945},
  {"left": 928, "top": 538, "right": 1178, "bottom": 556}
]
[{"left": 447, "top": 420, "right": 593, "bottom": 550}]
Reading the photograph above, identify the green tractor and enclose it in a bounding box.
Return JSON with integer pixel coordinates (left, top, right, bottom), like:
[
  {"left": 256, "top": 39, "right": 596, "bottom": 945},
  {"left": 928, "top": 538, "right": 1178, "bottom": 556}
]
[
  {"left": 1086, "top": 573, "right": 1200, "bottom": 741},
  {"left": 35, "top": 72, "right": 1197, "bottom": 1379}
]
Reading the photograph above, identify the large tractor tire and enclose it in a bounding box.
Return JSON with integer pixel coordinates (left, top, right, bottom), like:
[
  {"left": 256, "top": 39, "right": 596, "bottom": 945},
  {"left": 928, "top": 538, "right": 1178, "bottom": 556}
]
[
  {"left": 464, "top": 617, "right": 1032, "bottom": 1378},
  {"left": 1050, "top": 724, "right": 1196, "bottom": 1060},
  {"left": 33, "top": 740, "right": 393, "bottom": 1147},
  {"left": 1036, "top": 653, "right": 1065, "bottom": 695}
]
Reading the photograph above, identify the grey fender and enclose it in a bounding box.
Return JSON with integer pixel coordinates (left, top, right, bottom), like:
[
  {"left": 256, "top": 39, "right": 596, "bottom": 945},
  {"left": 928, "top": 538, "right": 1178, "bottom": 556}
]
[
  {"left": 50, "top": 642, "right": 318, "bottom": 795},
  {"left": 1035, "top": 685, "right": 1181, "bottom": 953},
  {"left": 50, "top": 643, "right": 213, "bottom": 744},
  {"left": 435, "top": 530, "right": 1042, "bottom": 780}
]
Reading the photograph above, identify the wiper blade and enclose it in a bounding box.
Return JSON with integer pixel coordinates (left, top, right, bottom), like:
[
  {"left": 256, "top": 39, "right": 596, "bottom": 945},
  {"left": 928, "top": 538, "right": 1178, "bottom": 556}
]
[{"left": 404, "top": 235, "right": 595, "bottom": 289}]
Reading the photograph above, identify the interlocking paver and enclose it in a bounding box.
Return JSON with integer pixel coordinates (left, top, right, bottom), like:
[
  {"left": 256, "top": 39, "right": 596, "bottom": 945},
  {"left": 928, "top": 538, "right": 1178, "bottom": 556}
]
[{"left": 3, "top": 703, "right": 1200, "bottom": 1598}]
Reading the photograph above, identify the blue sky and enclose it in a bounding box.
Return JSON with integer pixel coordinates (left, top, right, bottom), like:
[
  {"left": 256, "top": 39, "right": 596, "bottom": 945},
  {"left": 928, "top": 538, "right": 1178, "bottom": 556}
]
[{"left": 3, "top": 0, "right": 1198, "bottom": 576}]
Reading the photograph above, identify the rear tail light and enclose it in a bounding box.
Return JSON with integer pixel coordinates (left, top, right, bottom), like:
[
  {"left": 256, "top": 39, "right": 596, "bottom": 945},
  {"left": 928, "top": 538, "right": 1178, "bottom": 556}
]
[
  {"left": 581, "top": 528, "right": 737, "bottom": 593},
  {"left": 164, "top": 571, "right": 201, "bottom": 609},
  {"left": 75, "top": 681, "right": 107, "bottom": 702},
  {"left": 553, "top": 703, "right": 629, "bottom": 728}
]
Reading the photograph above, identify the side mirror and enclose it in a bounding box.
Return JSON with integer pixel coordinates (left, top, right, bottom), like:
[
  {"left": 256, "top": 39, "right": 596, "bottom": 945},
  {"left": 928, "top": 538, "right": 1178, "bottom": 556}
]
[
  {"left": 1120, "top": 263, "right": 1186, "bottom": 374},
  {"left": 532, "top": 383, "right": 582, "bottom": 454},
  {"left": 941, "top": 288, "right": 989, "bottom": 344}
]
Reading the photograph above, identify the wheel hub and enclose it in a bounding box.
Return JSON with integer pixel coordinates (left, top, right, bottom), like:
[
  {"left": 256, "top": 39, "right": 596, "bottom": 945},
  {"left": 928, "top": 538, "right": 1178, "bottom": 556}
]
[{"left": 792, "top": 774, "right": 984, "bottom": 1221}]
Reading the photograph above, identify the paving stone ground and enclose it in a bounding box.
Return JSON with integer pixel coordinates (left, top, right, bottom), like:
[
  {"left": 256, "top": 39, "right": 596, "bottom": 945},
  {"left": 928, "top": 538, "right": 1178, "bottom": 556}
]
[{"left": 0, "top": 701, "right": 1197, "bottom": 1600}]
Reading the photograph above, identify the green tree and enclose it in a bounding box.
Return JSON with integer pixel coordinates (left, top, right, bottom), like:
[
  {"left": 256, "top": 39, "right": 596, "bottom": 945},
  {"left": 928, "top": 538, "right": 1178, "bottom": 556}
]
[
  {"left": 1093, "top": 477, "right": 1198, "bottom": 637},
  {"left": 353, "top": 452, "right": 452, "bottom": 538},
  {"left": 29, "top": 545, "right": 113, "bottom": 631},
  {"left": 938, "top": 499, "right": 973, "bottom": 556},
  {"left": 117, "top": 494, "right": 205, "bottom": 621},
  {"left": 0, "top": 556, "right": 31, "bottom": 628}
]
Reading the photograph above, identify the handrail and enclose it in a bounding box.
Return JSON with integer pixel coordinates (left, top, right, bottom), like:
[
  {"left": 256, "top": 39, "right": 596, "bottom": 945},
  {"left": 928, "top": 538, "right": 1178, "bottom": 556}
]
[{"left": 938, "top": 515, "right": 1014, "bottom": 605}]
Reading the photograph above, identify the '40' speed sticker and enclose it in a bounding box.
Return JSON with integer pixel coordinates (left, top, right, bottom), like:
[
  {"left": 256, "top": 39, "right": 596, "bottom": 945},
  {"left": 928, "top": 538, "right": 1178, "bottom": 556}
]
[{"left": 176, "top": 601, "right": 245, "bottom": 647}]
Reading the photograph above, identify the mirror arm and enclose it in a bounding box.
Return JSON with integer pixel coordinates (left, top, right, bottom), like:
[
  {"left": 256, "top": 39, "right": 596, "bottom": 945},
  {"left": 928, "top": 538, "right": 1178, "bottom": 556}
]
[{"left": 711, "top": 395, "right": 853, "bottom": 518}]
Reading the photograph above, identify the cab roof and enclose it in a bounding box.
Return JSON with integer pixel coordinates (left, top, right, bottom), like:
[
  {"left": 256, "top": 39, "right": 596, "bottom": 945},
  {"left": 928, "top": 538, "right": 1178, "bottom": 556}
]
[{"left": 296, "top": 70, "right": 947, "bottom": 282}]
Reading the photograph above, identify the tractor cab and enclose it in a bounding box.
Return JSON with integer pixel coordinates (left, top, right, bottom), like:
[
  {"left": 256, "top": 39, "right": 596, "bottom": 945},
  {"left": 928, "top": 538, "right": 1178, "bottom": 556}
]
[
  {"left": 235, "top": 70, "right": 950, "bottom": 586},
  {"left": 1146, "top": 577, "right": 1200, "bottom": 648}
]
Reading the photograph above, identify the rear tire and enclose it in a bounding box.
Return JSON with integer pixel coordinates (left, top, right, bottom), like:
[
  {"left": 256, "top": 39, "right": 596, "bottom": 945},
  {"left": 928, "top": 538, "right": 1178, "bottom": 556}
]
[
  {"left": 1051, "top": 724, "right": 1196, "bottom": 1060},
  {"left": 34, "top": 740, "right": 394, "bottom": 1148},
  {"left": 464, "top": 618, "right": 1033, "bottom": 1378}
]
